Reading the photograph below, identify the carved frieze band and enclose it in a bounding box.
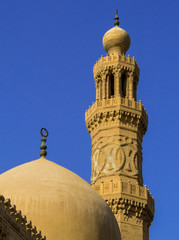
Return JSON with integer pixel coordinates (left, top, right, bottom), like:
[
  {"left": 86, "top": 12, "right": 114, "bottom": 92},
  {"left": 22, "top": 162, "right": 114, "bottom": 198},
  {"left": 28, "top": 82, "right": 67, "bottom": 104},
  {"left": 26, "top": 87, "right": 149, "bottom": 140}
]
[
  {"left": 105, "top": 197, "right": 154, "bottom": 226},
  {"left": 86, "top": 107, "right": 147, "bottom": 137},
  {"left": 94, "top": 65, "right": 133, "bottom": 78},
  {"left": 93, "top": 179, "right": 153, "bottom": 199}
]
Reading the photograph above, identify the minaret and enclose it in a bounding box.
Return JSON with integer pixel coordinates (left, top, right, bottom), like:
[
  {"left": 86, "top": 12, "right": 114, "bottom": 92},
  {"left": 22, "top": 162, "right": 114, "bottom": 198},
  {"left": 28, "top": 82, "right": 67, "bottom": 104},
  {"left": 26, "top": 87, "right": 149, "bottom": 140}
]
[{"left": 85, "top": 11, "right": 154, "bottom": 240}]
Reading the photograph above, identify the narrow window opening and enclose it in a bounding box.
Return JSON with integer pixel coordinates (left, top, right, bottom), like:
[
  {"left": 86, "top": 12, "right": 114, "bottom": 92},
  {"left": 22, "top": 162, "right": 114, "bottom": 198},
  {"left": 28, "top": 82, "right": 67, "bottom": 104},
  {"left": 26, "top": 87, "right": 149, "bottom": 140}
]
[
  {"left": 121, "top": 73, "right": 126, "bottom": 97},
  {"left": 109, "top": 74, "right": 114, "bottom": 98}
]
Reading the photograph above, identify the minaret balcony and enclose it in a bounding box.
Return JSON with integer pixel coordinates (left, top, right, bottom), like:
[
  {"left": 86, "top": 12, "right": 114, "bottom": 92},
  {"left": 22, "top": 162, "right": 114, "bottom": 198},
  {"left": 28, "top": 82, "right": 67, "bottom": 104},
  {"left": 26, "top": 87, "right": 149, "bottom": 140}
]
[
  {"left": 86, "top": 96, "right": 145, "bottom": 119},
  {"left": 85, "top": 96, "right": 148, "bottom": 138},
  {"left": 93, "top": 54, "right": 140, "bottom": 80},
  {"left": 92, "top": 179, "right": 154, "bottom": 226}
]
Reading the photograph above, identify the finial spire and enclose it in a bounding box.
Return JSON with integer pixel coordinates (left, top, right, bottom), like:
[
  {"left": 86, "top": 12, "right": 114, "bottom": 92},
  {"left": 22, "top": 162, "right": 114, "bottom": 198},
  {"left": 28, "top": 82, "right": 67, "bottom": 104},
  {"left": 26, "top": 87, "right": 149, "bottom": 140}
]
[
  {"left": 40, "top": 128, "right": 48, "bottom": 157},
  {"left": 114, "top": 9, "right": 119, "bottom": 26}
]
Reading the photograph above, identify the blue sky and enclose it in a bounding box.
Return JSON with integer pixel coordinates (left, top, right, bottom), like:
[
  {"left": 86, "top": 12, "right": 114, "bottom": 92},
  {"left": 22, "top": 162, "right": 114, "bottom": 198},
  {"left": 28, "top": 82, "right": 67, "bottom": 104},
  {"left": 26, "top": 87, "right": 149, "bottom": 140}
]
[{"left": 0, "top": 0, "right": 178, "bottom": 239}]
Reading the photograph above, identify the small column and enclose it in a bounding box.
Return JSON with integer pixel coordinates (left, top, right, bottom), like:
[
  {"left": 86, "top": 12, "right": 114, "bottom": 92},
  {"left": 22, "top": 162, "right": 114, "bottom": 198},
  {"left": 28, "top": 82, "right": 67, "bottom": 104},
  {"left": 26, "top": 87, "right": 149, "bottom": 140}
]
[
  {"left": 96, "top": 80, "right": 99, "bottom": 100},
  {"left": 128, "top": 72, "right": 134, "bottom": 100},
  {"left": 106, "top": 75, "right": 109, "bottom": 99},
  {"left": 102, "top": 75, "right": 106, "bottom": 99},
  {"left": 114, "top": 71, "right": 119, "bottom": 97},
  {"left": 133, "top": 77, "right": 137, "bottom": 100},
  {"left": 99, "top": 80, "right": 102, "bottom": 100}
]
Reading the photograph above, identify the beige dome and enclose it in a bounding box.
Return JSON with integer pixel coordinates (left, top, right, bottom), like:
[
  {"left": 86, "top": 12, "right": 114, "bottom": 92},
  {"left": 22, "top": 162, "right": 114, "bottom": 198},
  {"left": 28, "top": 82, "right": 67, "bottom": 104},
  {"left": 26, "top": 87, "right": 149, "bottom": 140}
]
[
  {"left": 103, "top": 26, "right": 130, "bottom": 55},
  {"left": 0, "top": 157, "right": 121, "bottom": 240}
]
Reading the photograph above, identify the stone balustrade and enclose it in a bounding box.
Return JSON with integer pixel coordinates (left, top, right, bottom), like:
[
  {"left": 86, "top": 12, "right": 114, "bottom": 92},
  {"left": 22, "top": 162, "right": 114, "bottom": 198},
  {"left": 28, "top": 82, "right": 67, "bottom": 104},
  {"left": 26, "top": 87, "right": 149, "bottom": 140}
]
[
  {"left": 96, "top": 54, "right": 136, "bottom": 65},
  {"left": 86, "top": 96, "right": 146, "bottom": 119},
  {"left": 93, "top": 53, "right": 140, "bottom": 77}
]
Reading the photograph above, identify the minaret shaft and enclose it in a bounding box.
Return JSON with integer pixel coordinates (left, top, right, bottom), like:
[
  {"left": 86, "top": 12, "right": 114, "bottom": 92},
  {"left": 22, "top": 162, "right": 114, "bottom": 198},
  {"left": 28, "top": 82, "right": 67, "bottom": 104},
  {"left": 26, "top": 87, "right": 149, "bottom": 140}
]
[
  {"left": 86, "top": 54, "right": 145, "bottom": 184},
  {"left": 85, "top": 41, "right": 154, "bottom": 239}
]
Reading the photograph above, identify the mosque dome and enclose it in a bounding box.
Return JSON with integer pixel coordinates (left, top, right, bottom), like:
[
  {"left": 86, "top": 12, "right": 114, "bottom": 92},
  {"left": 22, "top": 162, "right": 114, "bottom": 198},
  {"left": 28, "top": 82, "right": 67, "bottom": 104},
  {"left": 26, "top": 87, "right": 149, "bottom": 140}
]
[
  {"left": 103, "top": 11, "right": 130, "bottom": 55},
  {"left": 0, "top": 157, "right": 121, "bottom": 240}
]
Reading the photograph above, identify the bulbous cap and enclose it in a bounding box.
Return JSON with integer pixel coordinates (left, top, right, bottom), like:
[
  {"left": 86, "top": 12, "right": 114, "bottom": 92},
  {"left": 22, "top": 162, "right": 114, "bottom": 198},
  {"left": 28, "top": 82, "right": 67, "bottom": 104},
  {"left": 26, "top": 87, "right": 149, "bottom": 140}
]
[{"left": 103, "top": 25, "right": 131, "bottom": 55}]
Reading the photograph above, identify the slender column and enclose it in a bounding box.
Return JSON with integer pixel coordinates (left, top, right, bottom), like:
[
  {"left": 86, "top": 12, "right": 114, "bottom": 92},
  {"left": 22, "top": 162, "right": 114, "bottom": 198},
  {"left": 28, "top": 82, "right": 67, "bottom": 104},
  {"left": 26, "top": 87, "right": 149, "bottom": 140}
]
[
  {"left": 128, "top": 72, "right": 134, "bottom": 100},
  {"left": 102, "top": 75, "right": 106, "bottom": 99},
  {"left": 114, "top": 71, "right": 119, "bottom": 97},
  {"left": 96, "top": 80, "right": 99, "bottom": 100},
  {"left": 106, "top": 75, "right": 109, "bottom": 99},
  {"left": 100, "top": 80, "right": 102, "bottom": 100}
]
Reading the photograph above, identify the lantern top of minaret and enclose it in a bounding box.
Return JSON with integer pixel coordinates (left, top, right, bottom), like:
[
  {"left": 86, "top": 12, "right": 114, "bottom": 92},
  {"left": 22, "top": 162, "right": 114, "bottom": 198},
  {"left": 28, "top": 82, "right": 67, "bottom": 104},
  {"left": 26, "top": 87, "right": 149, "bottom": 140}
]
[{"left": 103, "top": 10, "right": 131, "bottom": 55}]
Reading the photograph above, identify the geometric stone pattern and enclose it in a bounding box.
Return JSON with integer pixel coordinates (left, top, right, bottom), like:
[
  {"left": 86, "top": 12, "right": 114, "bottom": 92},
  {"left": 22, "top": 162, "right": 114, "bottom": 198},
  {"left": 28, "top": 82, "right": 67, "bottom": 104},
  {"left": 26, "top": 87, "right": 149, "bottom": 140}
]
[
  {"left": 90, "top": 135, "right": 141, "bottom": 183},
  {"left": 0, "top": 194, "right": 45, "bottom": 240}
]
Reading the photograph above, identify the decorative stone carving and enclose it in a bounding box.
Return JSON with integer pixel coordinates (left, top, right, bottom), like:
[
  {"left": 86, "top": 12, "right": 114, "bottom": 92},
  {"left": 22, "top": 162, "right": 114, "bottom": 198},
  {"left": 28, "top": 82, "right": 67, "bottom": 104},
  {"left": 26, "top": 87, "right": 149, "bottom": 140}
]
[
  {"left": 93, "top": 54, "right": 140, "bottom": 81},
  {"left": 91, "top": 135, "right": 141, "bottom": 183},
  {"left": 105, "top": 196, "right": 154, "bottom": 227},
  {"left": 85, "top": 96, "right": 148, "bottom": 138}
]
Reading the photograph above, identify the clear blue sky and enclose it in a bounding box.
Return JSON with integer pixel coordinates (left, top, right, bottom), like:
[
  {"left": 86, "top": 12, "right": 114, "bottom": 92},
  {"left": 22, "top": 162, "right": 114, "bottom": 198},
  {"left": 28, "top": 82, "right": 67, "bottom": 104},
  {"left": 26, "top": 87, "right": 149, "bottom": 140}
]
[{"left": 0, "top": 0, "right": 178, "bottom": 239}]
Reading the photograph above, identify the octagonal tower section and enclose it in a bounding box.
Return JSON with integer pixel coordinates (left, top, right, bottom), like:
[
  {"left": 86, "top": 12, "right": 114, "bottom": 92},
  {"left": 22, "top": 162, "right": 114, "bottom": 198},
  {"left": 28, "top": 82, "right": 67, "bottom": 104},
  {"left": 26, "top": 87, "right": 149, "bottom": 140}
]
[{"left": 85, "top": 13, "right": 154, "bottom": 240}]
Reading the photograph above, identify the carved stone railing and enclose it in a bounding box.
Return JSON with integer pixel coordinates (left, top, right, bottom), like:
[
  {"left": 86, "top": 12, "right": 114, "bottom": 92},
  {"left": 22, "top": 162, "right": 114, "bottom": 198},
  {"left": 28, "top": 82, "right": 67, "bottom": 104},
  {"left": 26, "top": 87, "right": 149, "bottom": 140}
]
[
  {"left": 0, "top": 194, "right": 46, "bottom": 240},
  {"left": 93, "top": 54, "right": 140, "bottom": 79},
  {"left": 94, "top": 54, "right": 139, "bottom": 69},
  {"left": 85, "top": 96, "right": 146, "bottom": 120}
]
